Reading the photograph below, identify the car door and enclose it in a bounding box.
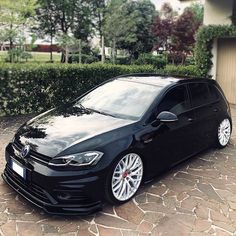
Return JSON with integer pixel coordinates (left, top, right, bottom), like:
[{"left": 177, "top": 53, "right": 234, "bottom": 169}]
[
  {"left": 141, "top": 84, "right": 196, "bottom": 176},
  {"left": 188, "top": 82, "right": 218, "bottom": 151}
]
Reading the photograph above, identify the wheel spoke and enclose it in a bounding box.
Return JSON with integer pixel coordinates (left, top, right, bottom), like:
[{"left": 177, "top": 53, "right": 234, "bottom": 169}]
[
  {"left": 218, "top": 119, "right": 231, "bottom": 146},
  {"left": 112, "top": 153, "right": 143, "bottom": 201}
]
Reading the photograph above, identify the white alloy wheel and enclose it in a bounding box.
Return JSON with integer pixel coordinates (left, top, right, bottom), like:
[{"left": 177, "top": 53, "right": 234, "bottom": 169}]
[
  {"left": 111, "top": 153, "right": 143, "bottom": 201},
  {"left": 218, "top": 119, "right": 231, "bottom": 147}
]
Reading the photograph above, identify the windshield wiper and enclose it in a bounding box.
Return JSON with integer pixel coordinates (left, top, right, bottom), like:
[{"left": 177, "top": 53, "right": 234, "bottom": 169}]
[
  {"left": 86, "top": 108, "right": 116, "bottom": 118},
  {"left": 77, "top": 103, "right": 87, "bottom": 110}
]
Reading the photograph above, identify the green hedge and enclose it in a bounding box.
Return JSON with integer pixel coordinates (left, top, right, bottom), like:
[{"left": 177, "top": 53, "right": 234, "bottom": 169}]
[
  {"left": 134, "top": 53, "right": 167, "bottom": 69},
  {"left": 0, "top": 63, "right": 202, "bottom": 116},
  {"left": 159, "top": 65, "right": 201, "bottom": 78},
  {"left": 0, "top": 63, "right": 156, "bottom": 116},
  {"left": 195, "top": 25, "right": 236, "bottom": 77}
]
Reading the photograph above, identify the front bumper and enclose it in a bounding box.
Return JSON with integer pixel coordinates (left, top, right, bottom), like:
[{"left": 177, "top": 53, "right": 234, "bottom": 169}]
[{"left": 2, "top": 143, "right": 105, "bottom": 215}]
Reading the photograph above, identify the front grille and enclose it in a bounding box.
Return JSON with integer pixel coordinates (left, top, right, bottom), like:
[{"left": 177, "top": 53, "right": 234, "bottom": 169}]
[
  {"left": 13, "top": 139, "right": 51, "bottom": 164},
  {"left": 5, "top": 165, "right": 53, "bottom": 204}
]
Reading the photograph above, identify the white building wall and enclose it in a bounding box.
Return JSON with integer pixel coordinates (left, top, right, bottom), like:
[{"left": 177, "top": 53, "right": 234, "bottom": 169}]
[
  {"left": 209, "top": 39, "right": 218, "bottom": 80},
  {"left": 203, "top": 0, "right": 234, "bottom": 79},
  {"left": 204, "top": 0, "right": 233, "bottom": 25}
]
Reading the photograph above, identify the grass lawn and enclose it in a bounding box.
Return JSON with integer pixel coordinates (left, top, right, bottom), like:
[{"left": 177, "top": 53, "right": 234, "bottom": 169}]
[{"left": 0, "top": 51, "right": 61, "bottom": 63}]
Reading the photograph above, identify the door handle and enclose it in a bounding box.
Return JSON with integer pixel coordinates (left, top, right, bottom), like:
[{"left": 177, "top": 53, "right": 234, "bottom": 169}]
[{"left": 188, "top": 118, "right": 194, "bottom": 122}]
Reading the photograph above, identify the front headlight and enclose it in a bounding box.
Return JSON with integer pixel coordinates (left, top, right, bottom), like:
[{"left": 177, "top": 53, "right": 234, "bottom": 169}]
[{"left": 48, "top": 151, "right": 103, "bottom": 167}]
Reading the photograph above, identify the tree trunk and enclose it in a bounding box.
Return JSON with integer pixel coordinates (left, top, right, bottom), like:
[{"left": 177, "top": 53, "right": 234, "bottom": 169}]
[
  {"left": 50, "top": 30, "right": 53, "bottom": 62},
  {"left": 79, "top": 39, "right": 82, "bottom": 64},
  {"left": 9, "top": 22, "right": 13, "bottom": 63},
  {"left": 101, "top": 36, "right": 105, "bottom": 64},
  {"left": 112, "top": 38, "right": 116, "bottom": 64},
  {"left": 65, "top": 46, "right": 69, "bottom": 63}
]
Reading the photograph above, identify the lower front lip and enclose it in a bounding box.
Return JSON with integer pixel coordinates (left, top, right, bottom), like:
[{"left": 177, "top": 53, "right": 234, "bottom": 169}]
[{"left": 2, "top": 144, "right": 105, "bottom": 215}]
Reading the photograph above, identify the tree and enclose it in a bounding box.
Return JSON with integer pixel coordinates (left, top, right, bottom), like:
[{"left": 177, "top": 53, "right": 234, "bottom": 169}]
[
  {"left": 171, "top": 10, "right": 199, "bottom": 64},
  {"left": 152, "top": 3, "right": 175, "bottom": 54},
  {"left": 57, "top": 34, "right": 81, "bottom": 63},
  {"left": 103, "top": 0, "right": 137, "bottom": 63},
  {"left": 104, "top": 0, "right": 156, "bottom": 61},
  {"left": 91, "top": 0, "right": 106, "bottom": 63},
  {"left": 160, "top": 2, "right": 177, "bottom": 19},
  {"left": 152, "top": 16, "right": 173, "bottom": 52},
  {"left": 119, "top": 0, "right": 156, "bottom": 59},
  {"left": 185, "top": 3, "right": 204, "bottom": 24},
  {"left": 0, "top": 0, "right": 37, "bottom": 62},
  {"left": 36, "top": 0, "right": 94, "bottom": 63},
  {"left": 152, "top": 3, "right": 201, "bottom": 64},
  {"left": 35, "top": 0, "right": 57, "bottom": 62}
]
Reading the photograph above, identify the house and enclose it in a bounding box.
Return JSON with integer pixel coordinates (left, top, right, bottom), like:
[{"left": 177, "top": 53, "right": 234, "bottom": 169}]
[{"left": 203, "top": 0, "right": 236, "bottom": 104}]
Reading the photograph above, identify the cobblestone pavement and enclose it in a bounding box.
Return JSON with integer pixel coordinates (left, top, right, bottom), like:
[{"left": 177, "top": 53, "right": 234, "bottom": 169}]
[{"left": 0, "top": 108, "right": 236, "bottom": 236}]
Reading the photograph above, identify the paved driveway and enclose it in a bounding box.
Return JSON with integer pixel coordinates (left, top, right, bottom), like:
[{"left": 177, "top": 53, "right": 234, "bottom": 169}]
[{"left": 0, "top": 107, "right": 236, "bottom": 236}]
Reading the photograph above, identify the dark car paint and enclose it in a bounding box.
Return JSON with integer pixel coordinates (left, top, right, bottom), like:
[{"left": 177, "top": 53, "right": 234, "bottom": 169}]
[
  {"left": 2, "top": 74, "right": 232, "bottom": 215},
  {"left": 15, "top": 106, "right": 136, "bottom": 158}
]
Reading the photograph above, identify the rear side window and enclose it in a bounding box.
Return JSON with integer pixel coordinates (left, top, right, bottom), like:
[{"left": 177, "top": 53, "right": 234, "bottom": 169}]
[
  {"left": 189, "top": 83, "right": 211, "bottom": 107},
  {"left": 208, "top": 84, "right": 220, "bottom": 101},
  {"left": 157, "top": 85, "right": 190, "bottom": 115}
]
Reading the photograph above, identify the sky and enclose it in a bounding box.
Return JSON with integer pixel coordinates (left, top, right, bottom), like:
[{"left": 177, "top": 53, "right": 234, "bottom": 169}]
[
  {"left": 151, "top": 0, "right": 204, "bottom": 13},
  {"left": 151, "top": 0, "right": 180, "bottom": 10}
]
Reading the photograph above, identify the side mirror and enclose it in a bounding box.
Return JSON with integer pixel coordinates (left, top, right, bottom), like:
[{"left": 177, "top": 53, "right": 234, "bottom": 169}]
[{"left": 156, "top": 111, "right": 178, "bottom": 123}]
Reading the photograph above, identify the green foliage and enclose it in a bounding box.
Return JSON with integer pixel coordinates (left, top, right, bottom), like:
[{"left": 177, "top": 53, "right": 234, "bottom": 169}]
[
  {"left": 0, "top": 0, "right": 38, "bottom": 62},
  {"left": 152, "top": 3, "right": 201, "bottom": 65},
  {"left": 70, "top": 54, "right": 99, "bottom": 64},
  {"left": 159, "top": 65, "right": 201, "bottom": 78},
  {"left": 195, "top": 25, "right": 236, "bottom": 76},
  {"left": 0, "top": 63, "right": 156, "bottom": 116},
  {"left": 185, "top": 3, "right": 204, "bottom": 23},
  {"left": 115, "top": 57, "right": 131, "bottom": 65},
  {"left": 20, "top": 52, "right": 33, "bottom": 62},
  {"left": 118, "top": 0, "right": 156, "bottom": 58},
  {"left": 104, "top": 0, "right": 156, "bottom": 61},
  {"left": 134, "top": 53, "right": 167, "bottom": 69}
]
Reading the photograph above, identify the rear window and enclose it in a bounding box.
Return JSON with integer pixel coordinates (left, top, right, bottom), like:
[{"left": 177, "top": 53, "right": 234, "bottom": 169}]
[{"left": 189, "top": 83, "right": 211, "bottom": 107}]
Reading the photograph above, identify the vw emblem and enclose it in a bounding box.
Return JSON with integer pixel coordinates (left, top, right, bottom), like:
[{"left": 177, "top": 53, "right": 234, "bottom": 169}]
[{"left": 20, "top": 145, "right": 30, "bottom": 158}]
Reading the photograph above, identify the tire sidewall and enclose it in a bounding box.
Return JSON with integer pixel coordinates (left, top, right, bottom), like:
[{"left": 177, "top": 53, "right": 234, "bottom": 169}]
[
  {"left": 104, "top": 152, "right": 143, "bottom": 205},
  {"left": 216, "top": 117, "right": 232, "bottom": 148}
]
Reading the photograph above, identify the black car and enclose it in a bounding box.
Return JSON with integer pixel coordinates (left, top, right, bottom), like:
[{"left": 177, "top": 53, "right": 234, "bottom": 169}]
[{"left": 2, "top": 74, "right": 232, "bottom": 215}]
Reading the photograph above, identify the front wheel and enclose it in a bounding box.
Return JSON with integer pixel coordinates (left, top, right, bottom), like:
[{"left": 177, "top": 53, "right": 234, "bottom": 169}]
[
  {"left": 216, "top": 118, "right": 231, "bottom": 148},
  {"left": 105, "top": 153, "right": 143, "bottom": 205}
]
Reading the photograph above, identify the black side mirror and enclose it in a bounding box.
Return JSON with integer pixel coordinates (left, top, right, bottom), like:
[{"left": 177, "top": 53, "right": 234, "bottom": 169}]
[{"left": 156, "top": 111, "right": 178, "bottom": 123}]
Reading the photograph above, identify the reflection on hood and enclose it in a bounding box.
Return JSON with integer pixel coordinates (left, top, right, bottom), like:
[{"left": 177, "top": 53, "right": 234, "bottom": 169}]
[{"left": 15, "top": 106, "right": 135, "bottom": 157}]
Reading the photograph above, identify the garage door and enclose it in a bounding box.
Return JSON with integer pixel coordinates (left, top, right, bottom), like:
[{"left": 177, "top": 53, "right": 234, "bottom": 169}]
[{"left": 217, "top": 38, "right": 236, "bottom": 104}]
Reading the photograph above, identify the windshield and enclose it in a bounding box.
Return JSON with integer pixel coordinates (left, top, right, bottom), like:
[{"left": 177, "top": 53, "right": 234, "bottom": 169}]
[{"left": 76, "top": 79, "right": 162, "bottom": 120}]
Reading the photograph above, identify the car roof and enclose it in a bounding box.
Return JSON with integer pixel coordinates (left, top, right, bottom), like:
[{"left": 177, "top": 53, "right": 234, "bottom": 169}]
[{"left": 116, "top": 73, "right": 213, "bottom": 88}]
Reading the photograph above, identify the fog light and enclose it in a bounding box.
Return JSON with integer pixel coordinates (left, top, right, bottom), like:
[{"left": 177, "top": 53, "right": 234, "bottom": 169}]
[{"left": 57, "top": 193, "right": 71, "bottom": 200}]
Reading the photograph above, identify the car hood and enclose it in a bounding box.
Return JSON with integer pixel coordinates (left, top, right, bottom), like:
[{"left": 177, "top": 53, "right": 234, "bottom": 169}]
[{"left": 15, "top": 106, "right": 135, "bottom": 157}]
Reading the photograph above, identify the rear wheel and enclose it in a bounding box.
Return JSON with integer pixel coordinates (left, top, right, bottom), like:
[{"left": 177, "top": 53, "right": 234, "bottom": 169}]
[
  {"left": 105, "top": 153, "right": 143, "bottom": 204},
  {"left": 217, "top": 118, "right": 231, "bottom": 148}
]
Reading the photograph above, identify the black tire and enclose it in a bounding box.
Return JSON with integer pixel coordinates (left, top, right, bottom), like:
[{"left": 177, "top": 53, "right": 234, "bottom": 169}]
[
  {"left": 104, "top": 152, "right": 144, "bottom": 205},
  {"left": 216, "top": 118, "right": 232, "bottom": 149}
]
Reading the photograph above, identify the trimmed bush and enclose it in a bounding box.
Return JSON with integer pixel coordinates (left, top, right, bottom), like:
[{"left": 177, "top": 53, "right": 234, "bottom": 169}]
[
  {"left": 70, "top": 54, "right": 99, "bottom": 64},
  {"left": 0, "top": 63, "right": 156, "bottom": 116},
  {"left": 134, "top": 54, "right": 167, "bottom": 69},
  {"left": 159, "top": 65, "right": 201, "bottom": 78}
]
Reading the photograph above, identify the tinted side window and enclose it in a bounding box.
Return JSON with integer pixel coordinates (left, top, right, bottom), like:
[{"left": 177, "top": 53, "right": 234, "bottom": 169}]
[
  {"left": 157, "top": 85, "right": 190, "bottom": 115},
  {"left": 208, "top": 84, "right": 220, "bottom": 101},
  {"left": 189, "top": 83, "right": 211, "bottom": 107}
]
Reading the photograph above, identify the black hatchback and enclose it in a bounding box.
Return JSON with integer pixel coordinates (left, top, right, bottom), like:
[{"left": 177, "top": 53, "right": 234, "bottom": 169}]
[{"left": 2, "top": 74, "right": 232, "bottom": 215}]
